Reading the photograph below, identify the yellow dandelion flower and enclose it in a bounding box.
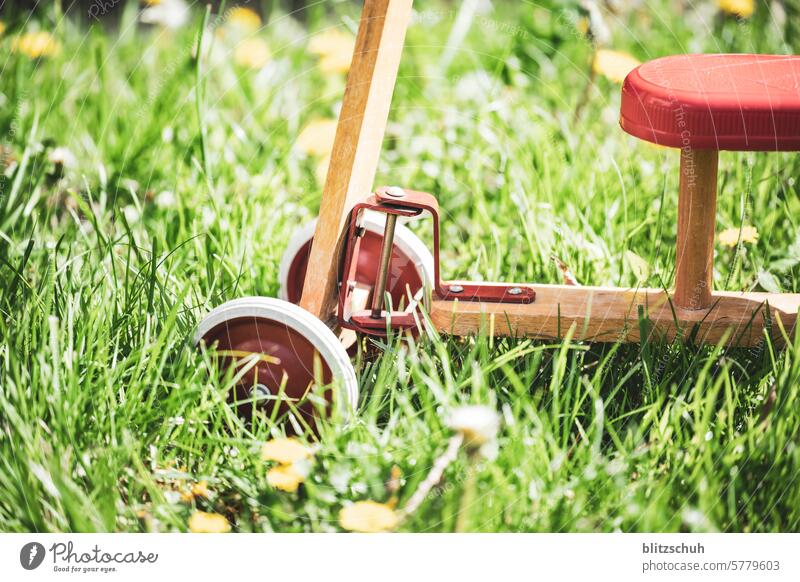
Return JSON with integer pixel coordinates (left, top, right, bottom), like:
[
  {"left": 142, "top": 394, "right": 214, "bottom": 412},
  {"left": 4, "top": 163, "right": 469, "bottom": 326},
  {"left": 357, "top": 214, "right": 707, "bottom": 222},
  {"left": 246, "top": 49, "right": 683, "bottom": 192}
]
[
  {"left": 296, "top": 118, "right": 338, "bottom": 157},
  {"left": 308, "top": 29, "right": 355, "bottom": 57},
  {"left": 717, "top": 0, "right": 754, "bottom": 18},
  {"left": 178, "top": 478, "right": 210, "bottom": 503},
  {"left": 0, "top": 22, "right": 6, "bottom": 36},
  {"left": 261, "top": 438, "right": 313, "bottom": 464},
  {"left": 266, "top": 464, "right": 305, "bottom": 493},
  {"left": 234, "top": 37, "right": 271, "bottom": 69},
  {"left": 227, "top": 7, "right": 261, "bottom": 32},
  {"left": 593, "top": 49, "right": 641, "bottom": 83},
  {"left": 575, "top": 17, "right": 589, "bottom": 36},
  {"left": 191, "top": 480, "right": 211, "bottom": 499},
  {"left": 309, "top": 29, "right": 355, "bottom": 74},
  {"left": 741, "top": 226, "right": 759, "bottom": 243},
  {"left": 188, "top": 511, "right": 231, "bottom": 533},
  {"left": 718, "top": 226, "right": 759, "bottom": 248},
  {"left": 12, "top": 31, "right": 61, "bottom": 59},
  {"left": 339, "top": 501, "right": 398, "bottom": 533},
  {"left": 718, "top": 228, "right": 739, "bottom": 248},
  {"left": 319, "top": 51, "right": 354, "bottom": 74}
]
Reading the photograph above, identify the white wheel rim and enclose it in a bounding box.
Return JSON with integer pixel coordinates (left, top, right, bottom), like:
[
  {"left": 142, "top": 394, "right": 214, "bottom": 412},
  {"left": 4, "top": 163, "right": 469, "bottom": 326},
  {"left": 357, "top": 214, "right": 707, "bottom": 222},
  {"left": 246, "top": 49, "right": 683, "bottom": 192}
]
[
  {"left": 195, "top": 297, "right": 358, "bottom": 416},
  {"left": 278, "top": 211, "right": 435, "bottom": 302},
  {"left": 278, "top": 220, "right": 318, "bottom": 301}
]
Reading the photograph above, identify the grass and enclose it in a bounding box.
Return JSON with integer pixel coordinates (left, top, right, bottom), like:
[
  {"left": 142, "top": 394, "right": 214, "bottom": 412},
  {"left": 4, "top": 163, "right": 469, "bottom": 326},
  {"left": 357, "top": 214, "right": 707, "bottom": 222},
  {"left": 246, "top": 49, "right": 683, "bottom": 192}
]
[{"left": 1, "top": 0, "right": 800, "bottom": 533}]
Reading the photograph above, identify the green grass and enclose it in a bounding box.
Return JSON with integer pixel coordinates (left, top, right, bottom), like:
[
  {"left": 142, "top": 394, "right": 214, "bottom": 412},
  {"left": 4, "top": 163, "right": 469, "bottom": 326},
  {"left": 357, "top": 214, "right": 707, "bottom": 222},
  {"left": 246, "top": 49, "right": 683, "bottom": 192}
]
[{"left": 1, "top": 0, "right": 800, "bottom": 532}]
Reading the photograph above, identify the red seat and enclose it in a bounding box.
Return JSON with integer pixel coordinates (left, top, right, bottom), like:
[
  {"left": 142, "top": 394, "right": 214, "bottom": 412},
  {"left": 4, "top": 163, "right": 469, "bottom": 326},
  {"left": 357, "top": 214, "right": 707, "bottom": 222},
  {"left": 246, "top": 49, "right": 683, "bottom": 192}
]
[{"left": 620, "top": 54, "right": 800, "bottom": 151}]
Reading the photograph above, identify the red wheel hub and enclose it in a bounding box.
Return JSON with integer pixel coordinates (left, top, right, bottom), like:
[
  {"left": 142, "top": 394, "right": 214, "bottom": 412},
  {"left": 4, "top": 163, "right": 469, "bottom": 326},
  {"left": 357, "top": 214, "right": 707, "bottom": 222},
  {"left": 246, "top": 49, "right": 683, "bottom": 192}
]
[
  {"left": 284, "top": 233, "right": 425, "bottom": 308},
  {"left": 200, "top": 317, "right": 334, "bottom": 423}
]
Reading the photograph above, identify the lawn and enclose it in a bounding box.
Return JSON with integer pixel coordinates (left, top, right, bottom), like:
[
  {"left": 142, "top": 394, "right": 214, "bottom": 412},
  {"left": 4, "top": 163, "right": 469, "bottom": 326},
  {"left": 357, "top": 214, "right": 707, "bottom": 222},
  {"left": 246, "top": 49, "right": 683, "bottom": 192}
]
[{"left": 1, "top": 0, "right": 799, "bottom": 533}]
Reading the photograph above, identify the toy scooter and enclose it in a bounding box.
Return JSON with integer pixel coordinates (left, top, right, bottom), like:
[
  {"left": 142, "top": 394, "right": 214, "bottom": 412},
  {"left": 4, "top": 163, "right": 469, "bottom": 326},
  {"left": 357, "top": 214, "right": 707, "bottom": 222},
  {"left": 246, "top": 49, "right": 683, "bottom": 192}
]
[{"left": 196, "top": 0, "right": 800, "bottom": 424}]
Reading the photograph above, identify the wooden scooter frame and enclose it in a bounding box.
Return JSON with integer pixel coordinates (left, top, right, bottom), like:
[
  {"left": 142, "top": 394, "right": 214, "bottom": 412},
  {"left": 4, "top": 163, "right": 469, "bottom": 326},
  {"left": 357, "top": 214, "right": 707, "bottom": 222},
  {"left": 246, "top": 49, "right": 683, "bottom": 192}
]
[{"left": 300, "top": 0, "right": 800, "bottom": 347}]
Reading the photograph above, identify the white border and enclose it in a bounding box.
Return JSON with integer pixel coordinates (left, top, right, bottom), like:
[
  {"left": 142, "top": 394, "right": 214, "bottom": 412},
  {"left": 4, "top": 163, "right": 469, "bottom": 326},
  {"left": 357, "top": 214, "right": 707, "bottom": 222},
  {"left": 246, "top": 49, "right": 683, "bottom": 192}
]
[{"left": 4, "top": 534, "right": 799, "bottom": 581}]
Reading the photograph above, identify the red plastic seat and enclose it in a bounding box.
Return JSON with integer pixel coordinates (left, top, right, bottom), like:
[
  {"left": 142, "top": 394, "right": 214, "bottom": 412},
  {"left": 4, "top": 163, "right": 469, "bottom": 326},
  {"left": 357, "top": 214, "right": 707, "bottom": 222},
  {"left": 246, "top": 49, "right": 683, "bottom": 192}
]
[{"left": 620, "top": 54, "right": 800, "bottom": 151}]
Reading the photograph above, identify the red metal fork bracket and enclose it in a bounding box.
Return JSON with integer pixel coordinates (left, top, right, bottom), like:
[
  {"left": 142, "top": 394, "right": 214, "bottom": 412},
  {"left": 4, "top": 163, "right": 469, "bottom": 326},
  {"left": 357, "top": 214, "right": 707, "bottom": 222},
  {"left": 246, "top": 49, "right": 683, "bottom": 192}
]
[{"left": 338, "top": 186, "right": 535, "bottom": 335}]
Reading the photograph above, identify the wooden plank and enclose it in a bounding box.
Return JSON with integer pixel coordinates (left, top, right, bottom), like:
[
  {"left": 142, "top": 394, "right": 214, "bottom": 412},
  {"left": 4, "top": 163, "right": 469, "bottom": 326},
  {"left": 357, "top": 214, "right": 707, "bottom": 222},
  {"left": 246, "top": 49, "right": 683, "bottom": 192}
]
[
  {"left": 300, "top": 0, "right": 414, "bottom": 323},
  {"left": 674, "top": 149, "right": 718, "bottom": 310},
  {"left": 429, "top": 283, "right": 800, "bottom": 346}
]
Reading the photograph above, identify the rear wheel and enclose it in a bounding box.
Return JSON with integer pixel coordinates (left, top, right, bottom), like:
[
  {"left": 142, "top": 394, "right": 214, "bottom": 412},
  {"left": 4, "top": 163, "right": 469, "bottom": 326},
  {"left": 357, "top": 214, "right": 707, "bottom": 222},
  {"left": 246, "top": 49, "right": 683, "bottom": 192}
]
[
  {"left": 279, "top": 212, "right": 434, "bottom": 308},
  {"left": 195, "top": 297, "right": 358, "bottom": 427}
]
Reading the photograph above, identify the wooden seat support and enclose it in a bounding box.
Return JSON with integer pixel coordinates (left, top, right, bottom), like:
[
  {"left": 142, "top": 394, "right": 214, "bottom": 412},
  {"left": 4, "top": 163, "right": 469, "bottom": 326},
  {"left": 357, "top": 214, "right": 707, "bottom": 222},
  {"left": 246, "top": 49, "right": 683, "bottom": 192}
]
[
  {"left": 622, "top": 54, "right": 800, "bottom": 312},
  {"left": 674, "top": 149, "right": 718, "bottom": 310}
]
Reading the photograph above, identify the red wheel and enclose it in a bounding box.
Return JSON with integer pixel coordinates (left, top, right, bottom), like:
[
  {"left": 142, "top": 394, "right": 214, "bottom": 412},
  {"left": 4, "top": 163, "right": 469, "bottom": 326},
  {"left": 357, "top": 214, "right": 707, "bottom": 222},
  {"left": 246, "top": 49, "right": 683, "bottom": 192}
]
[
  {"left": 195, "top": 297, "right": 358, "bottom": 425},
  {"left": 279, "top": 212, "right": 434, "bottom": 307}
]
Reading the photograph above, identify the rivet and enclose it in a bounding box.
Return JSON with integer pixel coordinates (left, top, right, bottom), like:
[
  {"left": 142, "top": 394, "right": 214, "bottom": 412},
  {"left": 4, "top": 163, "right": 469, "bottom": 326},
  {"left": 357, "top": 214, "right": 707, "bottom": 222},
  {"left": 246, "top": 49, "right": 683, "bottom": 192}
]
[
  {"left": 449, "top": 284, "right": 464, "bottom": 293},
  {"left": 509, "top": 287, "right": 523, "bottom": 296},
  {"left": 251, "top": 383, "right": 272, "bottom": 399},
  {"left": 386, "top": 186, "right": 406, "bottom": 198}
]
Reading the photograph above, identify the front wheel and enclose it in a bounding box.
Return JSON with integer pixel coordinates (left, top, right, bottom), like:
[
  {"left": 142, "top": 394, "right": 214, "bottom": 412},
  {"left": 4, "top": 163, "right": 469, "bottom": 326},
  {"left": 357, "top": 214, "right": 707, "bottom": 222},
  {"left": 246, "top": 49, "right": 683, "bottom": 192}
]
[{"left": 195, "top": 297, "right": 358, "bottom": 426}]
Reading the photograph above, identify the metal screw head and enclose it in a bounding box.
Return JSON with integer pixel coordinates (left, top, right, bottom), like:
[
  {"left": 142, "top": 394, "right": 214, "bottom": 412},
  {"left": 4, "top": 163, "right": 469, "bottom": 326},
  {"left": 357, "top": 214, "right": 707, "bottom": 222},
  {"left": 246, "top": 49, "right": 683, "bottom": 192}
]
[
  {"left": 251, "top": 383, "right": 272, "bottom": 400},
  {"left": 509, "top": 287, "right": 523, "bottom": 296},
  {"left": 449, "top": 284, "right": 464, "bottom": 293},
  {"left": 385, "top": 186, "right": 406, "bottom": 198}
]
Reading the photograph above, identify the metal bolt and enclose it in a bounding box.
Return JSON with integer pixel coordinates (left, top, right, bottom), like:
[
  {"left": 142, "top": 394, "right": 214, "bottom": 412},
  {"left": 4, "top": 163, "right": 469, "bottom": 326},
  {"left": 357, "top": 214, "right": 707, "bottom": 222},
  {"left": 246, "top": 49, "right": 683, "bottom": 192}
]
[
  {"left": 509, "top": 287, "right": 523, "bottom": 296},
  {"left": 449, "top": 284, "right": 464, "bottom": 293},
  {"left": 370, "top": 213, "right": 398, "bottom": 318},
  {"left": 251, "top": 383, "right": 272, "bottom": 401},
  {"left": 386, "top": 186, "right": 406, "bottom": 198}
]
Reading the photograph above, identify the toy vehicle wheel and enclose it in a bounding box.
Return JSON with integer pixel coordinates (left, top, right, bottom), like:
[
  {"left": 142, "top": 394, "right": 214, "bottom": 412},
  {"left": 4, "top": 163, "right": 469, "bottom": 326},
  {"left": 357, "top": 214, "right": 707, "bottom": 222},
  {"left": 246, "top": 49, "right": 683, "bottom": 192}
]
[
  {"left": 279, "top": 211, "right": 434, "bottom": 307},
  {"left": 194, "top": 297, "right": 358, "bottom": 425}
]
